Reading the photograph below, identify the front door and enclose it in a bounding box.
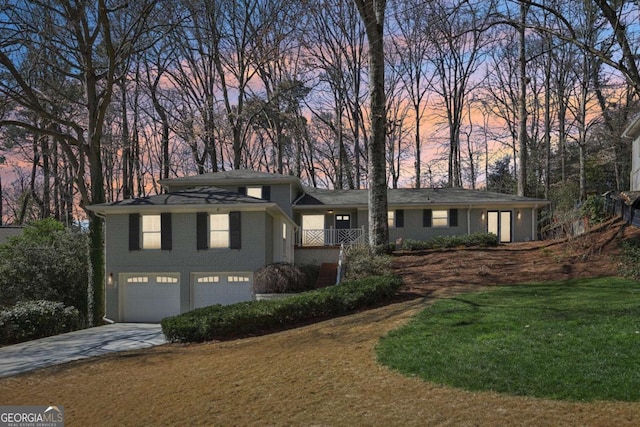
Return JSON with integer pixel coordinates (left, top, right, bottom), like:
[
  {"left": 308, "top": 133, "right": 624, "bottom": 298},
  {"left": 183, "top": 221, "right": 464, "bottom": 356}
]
[
  {"left": 487, "top": 211, "right": 512, "bottom": 243},
  {"left": 335, "top": 214, "right": 351, "bottom": 244}
]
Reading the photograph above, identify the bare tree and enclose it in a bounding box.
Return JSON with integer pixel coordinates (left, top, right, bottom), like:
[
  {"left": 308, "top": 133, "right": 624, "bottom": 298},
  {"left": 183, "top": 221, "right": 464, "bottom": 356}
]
[
  {"left": 425, "top": 0, "right": 494, "bottom": 188},
  {"left": 0, "top": 0, "right": 161, "bottom": 325},
  {"left": 388, "top": 0, "right": 435, "bottom": 188}
]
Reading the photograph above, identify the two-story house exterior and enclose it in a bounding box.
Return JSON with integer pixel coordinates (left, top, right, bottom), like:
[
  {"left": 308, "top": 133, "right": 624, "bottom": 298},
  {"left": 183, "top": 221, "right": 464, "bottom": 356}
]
[{"left": 88, "top": 169, "right": 549, "bottom": 322}]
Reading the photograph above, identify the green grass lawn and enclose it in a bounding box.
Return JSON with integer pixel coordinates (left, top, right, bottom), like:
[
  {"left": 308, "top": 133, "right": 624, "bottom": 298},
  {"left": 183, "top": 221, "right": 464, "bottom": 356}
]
[{"left": 376, "top": 277, "right": 640, "bottom": 401}]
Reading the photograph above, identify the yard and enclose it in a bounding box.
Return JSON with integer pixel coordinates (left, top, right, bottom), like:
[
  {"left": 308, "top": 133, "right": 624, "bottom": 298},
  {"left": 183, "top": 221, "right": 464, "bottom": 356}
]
[{"left": 1, "top": 218, "right": 640, "bottom": 426}]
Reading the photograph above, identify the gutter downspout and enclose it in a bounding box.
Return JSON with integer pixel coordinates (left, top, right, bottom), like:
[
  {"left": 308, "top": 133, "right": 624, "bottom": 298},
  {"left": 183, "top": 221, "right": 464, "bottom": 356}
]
[
  {"left": 532, "top": 204, "right": 538, "bottom": 241},
  {"left": 92, "top": 210, "right": 116, "bottom": 324}
]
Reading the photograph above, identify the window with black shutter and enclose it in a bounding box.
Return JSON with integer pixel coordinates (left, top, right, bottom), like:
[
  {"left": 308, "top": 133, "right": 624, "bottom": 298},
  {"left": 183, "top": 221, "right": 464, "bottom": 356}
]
[
  {"left": 230, "top": 211, "right": 241, "bottom": 249},
  {"left": 129, "top": 213, "right": 140, "bottom": 251},
  {"left": 449, "top": 209, "right": 458, "bottom": 228},
  {"left": 161, "top": 213, "right": 172, "bottom": 250},
  {"left": 196, "top": 212, "right": 208, "bottom": 250},
  {"left": 396, "top": 209, "right": 404, "bottom": 228},
  {"left": 423, "top": 209, "right": 432, "bottom": 227},
  {"left": 261, "top": 185, "right": 271, "bottom": 201}
]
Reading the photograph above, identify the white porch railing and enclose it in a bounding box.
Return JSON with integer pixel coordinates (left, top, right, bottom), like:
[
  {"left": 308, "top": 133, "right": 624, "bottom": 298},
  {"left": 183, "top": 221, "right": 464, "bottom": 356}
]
[{"left": 296, "top": 227, "right": 366, "bottom": 247}]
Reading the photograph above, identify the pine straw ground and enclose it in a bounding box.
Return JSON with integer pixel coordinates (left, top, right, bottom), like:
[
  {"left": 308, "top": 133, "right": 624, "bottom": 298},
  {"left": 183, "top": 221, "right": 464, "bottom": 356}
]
[{"left": 2, "top": 218, "right": 640, "bottom": 426}]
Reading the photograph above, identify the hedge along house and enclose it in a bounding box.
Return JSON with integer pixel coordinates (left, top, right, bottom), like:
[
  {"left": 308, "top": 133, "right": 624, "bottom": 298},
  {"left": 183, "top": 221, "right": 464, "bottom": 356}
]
[{"left": 88, "top": 170, "right": 549, "bottom": 322}]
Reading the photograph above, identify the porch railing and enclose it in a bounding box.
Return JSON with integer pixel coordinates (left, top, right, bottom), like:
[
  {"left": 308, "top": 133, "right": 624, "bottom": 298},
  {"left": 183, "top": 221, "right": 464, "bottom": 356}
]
[{"left": 296, "top": 227, "right": 366, "bottom": 247}]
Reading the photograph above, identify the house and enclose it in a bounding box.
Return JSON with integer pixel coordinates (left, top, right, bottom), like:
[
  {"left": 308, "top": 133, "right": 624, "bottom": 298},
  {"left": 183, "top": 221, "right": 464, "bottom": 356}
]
[
  {"left": 88, "top": 169, "right": 549, "bottom": 322},
  {"left": 623, "top": 113, "right": 640, "bottom": 192}
]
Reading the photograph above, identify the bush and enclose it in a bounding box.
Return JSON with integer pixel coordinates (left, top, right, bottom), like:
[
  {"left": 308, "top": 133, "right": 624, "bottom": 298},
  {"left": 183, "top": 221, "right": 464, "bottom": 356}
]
[
  {"left": 619, "top": 238, "right": 640, "bottom": 280},
  {"left": 401, "top": 233, "right": 498, "bottom": 251},
  {"left": 253, "top": 262, "right": 309, "bottom": 293},
  {"left": 580, "top": 194, "right": 607, "bottom": 224},
  {"left": 0, "top": 300, "right": 83, "bottom": 345},
  {"left": 162, "top": 275, "right": 402, "bottom": 343},
  {"left": 344, "top": 246, "right": 392, "bottom": 280},
  {"left": 0, "top": 219, "right": 89, "bottom": 320}
]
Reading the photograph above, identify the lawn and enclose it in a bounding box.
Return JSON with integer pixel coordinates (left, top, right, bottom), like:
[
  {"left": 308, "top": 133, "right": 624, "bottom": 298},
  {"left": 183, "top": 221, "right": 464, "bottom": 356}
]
[{"left": 377, "top": 277, "right": 640, "bottom": 401}]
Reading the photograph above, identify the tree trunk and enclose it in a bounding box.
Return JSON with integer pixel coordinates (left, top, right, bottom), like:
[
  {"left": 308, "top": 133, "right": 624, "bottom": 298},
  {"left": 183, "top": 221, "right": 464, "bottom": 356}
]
[
  {"left": 354, "top": 0, "right": 388, "bottom": 252},
  {"left": 517, "top": 3, "right": 529, "bottom": 197}
]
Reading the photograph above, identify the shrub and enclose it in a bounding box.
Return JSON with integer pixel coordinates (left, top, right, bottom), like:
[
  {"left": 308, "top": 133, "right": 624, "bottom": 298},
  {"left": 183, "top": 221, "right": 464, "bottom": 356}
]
[
  {"left": 0, "top": 219, "right": 89, "bottom": 320},
  {"left": 0, "top": 300, "right": 82, "bottom": 345},
  {"left": 580, "top": 194, "right": 607, "bottom": 224},
  {"left": 162, "top": 275, "right": 402, "bottom": 343},
  {"left": 253, "top": 262, "right": 309, "bottom": 293},
  {"left": 344, "top": 246, "right": 392, "bottom": 280},
  {"left": 402, "top": 233, "right": 498, "bottom": 251},
  {"left": 619, "top": 238, "right": 640, "bottom": 280}
]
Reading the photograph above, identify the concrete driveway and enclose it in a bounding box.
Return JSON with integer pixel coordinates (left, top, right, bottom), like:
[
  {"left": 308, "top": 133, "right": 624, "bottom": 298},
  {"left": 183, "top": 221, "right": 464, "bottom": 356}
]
[{"left": 0, "top": 323, "right": 166, "bottom": 378}]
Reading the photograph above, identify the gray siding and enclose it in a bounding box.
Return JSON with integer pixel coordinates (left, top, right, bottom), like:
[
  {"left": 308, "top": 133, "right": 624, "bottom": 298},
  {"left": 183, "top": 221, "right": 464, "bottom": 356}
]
[
  {"left": 388, "top": 208, "right": 466, "bottom": 243},
  {"left": 216, "top": 183, "right": 294, "bottom": 217},
  {"left": 104, "top": 211, "right": 272, "bottom": 320}
]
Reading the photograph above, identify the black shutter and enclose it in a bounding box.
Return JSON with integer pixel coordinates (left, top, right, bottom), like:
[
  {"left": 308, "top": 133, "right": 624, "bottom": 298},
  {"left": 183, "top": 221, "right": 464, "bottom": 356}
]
[
  {"left": 423, "top": 209, "right": 432, "bottom": 227},
  {"left": 229, "top": 211, "right": 241, "bottom": 249},
  {"left": 396, "top": 209, "right": 404, "bottom": 228},
  {"left": 449, "top": 209, "right": 458, "bottom": 227},
  {"left": 261, "top": 185, "right": 271, "bottom": 200},
  {"left": 129, "top": 213, "right": 140, "bottom": 251},
  {"left": 238, "top": 186, "right": 247, "bottom": 195},
  {"left": 196, "top": 212, "right": 208, "bottom": 250},
  {"left": 161, "top": 213, "right": 172, "bottom": 250}
]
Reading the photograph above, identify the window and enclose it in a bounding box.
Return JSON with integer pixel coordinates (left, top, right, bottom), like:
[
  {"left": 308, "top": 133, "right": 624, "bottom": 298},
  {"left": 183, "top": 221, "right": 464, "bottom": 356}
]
[
  {"left": 141, "top": 215, "right": 162, "bottom": 249},
  {"left": 246, "top": 186, "right": 262, "bottom": 198},
  {"left": 209, "top": 214, "right": 229, "bottom": 248},
  {"left": 197, "top": 211, "right": 241, "bottom": 250},
  {"left": 282, "top": 222, "right": 287, "bottom": 239},
  {"left": 424, "top": 209, "right": 450, "bottom": 228},
  {"left": 156, "top": 276, "right": 178, "bottom": 284},
  {"left": 129, "top": 213, "right": 172, "bottom": 251},
  {"left": 432, "top": 210, "right": 448, "bottom": 227},
  {"left": 196, "top": 276, "right": 220, "bottom": 283},
  {"left": 239, "top": 185, "right": 270, "bottom": 200},
  {"left": 127, "top": 276, "right": 149, "bottom": 284},
  {"left": 228, "top": 275, "right": 250, "bottom": 282},
  {"left": 301, "top": 214, "right": 325, "bottom": 246},
  {"left": 387, "top": 210, "right": 404, "bottom": 228}
]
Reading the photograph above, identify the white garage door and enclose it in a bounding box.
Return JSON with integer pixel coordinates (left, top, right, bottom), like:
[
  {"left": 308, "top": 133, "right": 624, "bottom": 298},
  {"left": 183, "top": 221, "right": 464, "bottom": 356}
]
[
  {"left": 122, "top": 273, "right": 181, "bottom": 323},
  {"left": 192, "top": 273, "right": 253, "bottom": 309}
]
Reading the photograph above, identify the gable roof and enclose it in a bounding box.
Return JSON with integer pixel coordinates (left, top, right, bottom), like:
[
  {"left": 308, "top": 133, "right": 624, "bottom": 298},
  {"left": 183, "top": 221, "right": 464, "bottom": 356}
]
[
  {"left": 294, "top": 187, "right": 549, "bottom": 208},
  {"left": 159, "top": 169, "right": 304, "bottom": 191},
  {"left": 87, "top": 187, "right": 271, "bottom": 214}
]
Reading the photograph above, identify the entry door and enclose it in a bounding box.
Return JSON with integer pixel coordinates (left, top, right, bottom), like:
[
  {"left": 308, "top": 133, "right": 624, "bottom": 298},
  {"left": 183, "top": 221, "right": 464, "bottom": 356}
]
[
  {"left": 487, "top": 211, "right": 512, "bottom": 243},
  {"left": 335, "top": 214, "right": 351, "bottom": 244}
]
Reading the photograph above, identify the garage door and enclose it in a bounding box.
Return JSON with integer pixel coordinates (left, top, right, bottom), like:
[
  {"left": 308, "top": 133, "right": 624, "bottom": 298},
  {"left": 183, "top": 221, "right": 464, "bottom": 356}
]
[
  {"left": 122, "top": 273, "right": 181, "bottom": 323},
  {"left": 192, "top": 273, "right": 253, "bottom": 309}
]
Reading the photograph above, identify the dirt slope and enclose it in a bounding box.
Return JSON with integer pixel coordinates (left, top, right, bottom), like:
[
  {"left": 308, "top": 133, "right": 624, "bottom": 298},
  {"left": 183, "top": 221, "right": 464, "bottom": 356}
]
[
  {"left": 394, "top": 216, "right": 640, "bottom": 299},
  {"left": 1, "top": 218, "right": 639, "bottom": 426}
]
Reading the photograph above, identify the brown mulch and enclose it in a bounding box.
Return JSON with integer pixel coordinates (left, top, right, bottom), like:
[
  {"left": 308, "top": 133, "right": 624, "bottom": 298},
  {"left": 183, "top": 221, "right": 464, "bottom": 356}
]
[
  {"left": 1, "top": 218, "right": 640, "bottom": 426},
  {"left": 393, "top": 216, "right": 640, "bottom": 300}
]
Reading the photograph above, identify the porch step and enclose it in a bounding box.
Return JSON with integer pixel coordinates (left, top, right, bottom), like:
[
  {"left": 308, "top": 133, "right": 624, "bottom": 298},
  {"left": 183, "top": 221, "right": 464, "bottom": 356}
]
[{"left": 315, "top": 263, "right": 338, "bottom": 288}]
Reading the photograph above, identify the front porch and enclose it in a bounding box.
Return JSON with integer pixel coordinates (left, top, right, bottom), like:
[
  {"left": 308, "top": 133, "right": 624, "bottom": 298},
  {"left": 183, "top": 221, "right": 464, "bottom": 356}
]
[{"left": 295, "top": 227, "right": 367, "bottom": 247}]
